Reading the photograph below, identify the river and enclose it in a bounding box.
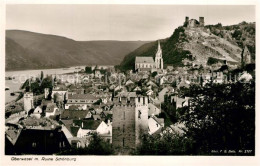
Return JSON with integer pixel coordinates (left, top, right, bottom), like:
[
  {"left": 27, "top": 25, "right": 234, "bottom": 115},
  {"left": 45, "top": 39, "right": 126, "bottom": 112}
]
[{"left": 5, "top": 66, "right": 85, "bottom": 104}]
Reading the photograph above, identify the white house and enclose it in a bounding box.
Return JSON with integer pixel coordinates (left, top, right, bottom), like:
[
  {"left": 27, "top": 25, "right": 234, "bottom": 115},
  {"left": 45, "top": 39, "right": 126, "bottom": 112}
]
[
  {"left": 146, "top": 89, "right": 154, "bottom": 96},
  {"left": 45, "top": 103, "right": 60, "bottom": 118},
  {"left": 148, "top": 116, "right": 164, "bottom": 135},
  {"left": 148, "top": 103, "right": 161, "bottom": 116},
  {"left": 125, "top": 79, "right": 134, "bottom": 86},
  {"left": 31, "top": 106, "right": 43, "bottom": 119},
  {"left": 96, "top": 121, "right": 112, "bottom": 143},
  {"left": 133, "top": 86, "right": 141, "bottom": 92},
  {"left": 65, "top": 94, "right": 99, "bottom": 110}
]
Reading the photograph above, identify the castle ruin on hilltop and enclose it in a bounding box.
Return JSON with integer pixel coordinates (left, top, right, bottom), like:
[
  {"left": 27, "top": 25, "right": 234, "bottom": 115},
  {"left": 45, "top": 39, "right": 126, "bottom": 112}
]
[{"left": 184, "top": 16, "right": 204, "bottom": 28}]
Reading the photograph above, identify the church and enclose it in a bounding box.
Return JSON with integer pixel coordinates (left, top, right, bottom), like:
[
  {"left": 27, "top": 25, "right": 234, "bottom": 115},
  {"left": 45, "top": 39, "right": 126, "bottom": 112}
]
[{"left": 135, "top": 41, "right": 163, "bottom": 72}]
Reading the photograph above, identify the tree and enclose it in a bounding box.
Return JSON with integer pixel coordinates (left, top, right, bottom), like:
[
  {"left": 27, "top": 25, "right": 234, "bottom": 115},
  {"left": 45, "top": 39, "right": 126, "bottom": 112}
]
[
  {"left": 151, "top": 71, "right": 158, "bottom": 77},
  {"left": 85, "top": 66, "right": 92, "bottom": 74},
  {"left": 40, "top": 71, "right": 44, "bottom": 80},
  {"left": 134, "top": 131, "right": 192, "bottom": 155},
  {"left": 178, "top": 81, "right": 255, "bottom": 155}
]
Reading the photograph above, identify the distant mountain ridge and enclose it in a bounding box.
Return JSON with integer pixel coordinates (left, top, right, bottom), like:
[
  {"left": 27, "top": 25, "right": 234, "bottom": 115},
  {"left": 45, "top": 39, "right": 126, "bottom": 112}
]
[
  {"left": 6, "top": 30, "right": 150, "bottom": 71},
  {"left": 119, "top": 21, "right": 255, "bottom": 71}
]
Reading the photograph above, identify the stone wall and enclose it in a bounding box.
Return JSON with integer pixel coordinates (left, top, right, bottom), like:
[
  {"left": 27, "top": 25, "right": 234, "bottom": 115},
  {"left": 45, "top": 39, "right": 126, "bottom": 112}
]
[{"left": 112, "top": 104, "right": 136, "bottom": 152}]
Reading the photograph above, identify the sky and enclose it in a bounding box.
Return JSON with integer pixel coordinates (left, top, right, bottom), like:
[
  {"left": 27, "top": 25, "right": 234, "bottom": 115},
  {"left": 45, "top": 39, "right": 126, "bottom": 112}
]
[{"left": 6, "top": 5, "right": 255, "bottom": 41}]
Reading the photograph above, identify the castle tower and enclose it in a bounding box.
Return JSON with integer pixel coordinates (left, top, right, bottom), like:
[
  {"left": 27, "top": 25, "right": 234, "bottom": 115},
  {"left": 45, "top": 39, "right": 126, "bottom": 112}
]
[
  {"left": 185, "top": 16, "right": 189, "bottom": 23},
  {"left": 112, "top": 96, "right": 136, "bottom": 153},
  {"left": 199, "top": 17, "right": 204, "bottom": 26},
  {"left": 155, "top": 41, "right": 163, "bottom": 69},
  {"left": 24, "top": 92, "right": 34, "bottom": 114},
  {"left": 112, "top": 95, "right": 149, "bottom": 154},
  {"left": 135, "top": 96, "right": 149, "bottom": 145},
  {"left": 241, "top": 46, "right": 251, "bottom": 67}
]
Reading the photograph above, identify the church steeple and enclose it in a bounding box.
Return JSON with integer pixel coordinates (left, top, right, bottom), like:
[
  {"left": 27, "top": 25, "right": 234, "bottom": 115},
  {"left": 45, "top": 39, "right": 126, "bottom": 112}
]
[
  {"left": 156, "top": 41, "right": 162, "bottom": 57},
  {"left": 155, "top": 40, "right": 163, "bottom": 69}
]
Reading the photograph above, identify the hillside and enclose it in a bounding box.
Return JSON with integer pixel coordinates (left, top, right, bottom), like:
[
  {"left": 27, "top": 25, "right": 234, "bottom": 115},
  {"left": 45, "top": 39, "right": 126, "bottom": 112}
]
[
  {"left": 119, "top": 22, "right": 255, "bottom": 71},
  {"left": 6, "top": 30, "right": 149, "bottom": 71}
]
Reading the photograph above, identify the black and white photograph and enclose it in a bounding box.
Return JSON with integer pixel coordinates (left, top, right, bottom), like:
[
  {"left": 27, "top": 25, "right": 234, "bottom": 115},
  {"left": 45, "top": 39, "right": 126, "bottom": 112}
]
[{"left": 0, "top": 0, "right": 259, "bottom": 165}]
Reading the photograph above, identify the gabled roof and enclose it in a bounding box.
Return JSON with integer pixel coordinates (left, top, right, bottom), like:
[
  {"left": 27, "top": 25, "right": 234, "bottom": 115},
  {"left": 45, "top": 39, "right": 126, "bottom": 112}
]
[
  {"left": 136, "top": 57, "right": 155, "bottom": 63},
  {"left": 61, "top": 110, "right": 89, "bottom": 120},
  {"left": 73, "top": 119, "right": 101, "bottom": 130},
  {"left": 68, "top": 94, "right": 98, "bottom": 100},
  {"left": 46, "top": 103, "right": 58, "bottom": 113},
  {"left": 116, "top": 91, "right": 137, "bottom": 98},
  {"left": 5, "top": 129, "right": 22, "bottom": 145}
]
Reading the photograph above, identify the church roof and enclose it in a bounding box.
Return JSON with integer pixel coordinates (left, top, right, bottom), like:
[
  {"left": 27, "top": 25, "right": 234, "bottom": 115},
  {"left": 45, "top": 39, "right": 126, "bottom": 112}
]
[{"left": 135, "top": 57, "right": 154, "bottom": 63}]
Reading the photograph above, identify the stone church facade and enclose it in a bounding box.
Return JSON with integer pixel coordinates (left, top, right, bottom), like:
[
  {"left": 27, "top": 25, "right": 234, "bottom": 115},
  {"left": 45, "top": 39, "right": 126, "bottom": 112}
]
[{"left": 135, "top": 41, "right": 163, "bottom": 72}]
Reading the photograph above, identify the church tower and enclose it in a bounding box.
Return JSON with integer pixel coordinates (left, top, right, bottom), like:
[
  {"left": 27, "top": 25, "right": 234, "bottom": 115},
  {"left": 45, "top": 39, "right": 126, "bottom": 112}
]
[{"left": 155, "top": 41, "right": 163, "bottom": 69}]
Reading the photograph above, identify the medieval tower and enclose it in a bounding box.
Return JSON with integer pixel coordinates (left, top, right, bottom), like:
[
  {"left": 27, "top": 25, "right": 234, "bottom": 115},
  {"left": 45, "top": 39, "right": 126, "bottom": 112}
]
[
  {"left": 155, "top": 41, "right": 163, "bottom": 69},
  {"left": 112, "top": 94, "right": 149, "bottom": 154},
  {"left": 135, "top": 96, "right": 149, "bottom": 145},
  {"left": 24, "top": 92, "right": 34, "bottom": 113}
]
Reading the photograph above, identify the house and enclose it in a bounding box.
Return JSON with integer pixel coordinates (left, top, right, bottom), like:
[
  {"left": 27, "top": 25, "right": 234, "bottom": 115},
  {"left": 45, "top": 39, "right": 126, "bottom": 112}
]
[
  {"left": 30, "top": 106, "right": 43, "bottom": 119},
  {"left": 70, "top": 137, "right": 91, "bottom": 148},
  {"left": 96, "top": 121, "right": 112, "bottom": 143},
  {"left": 148, "top": 103, "right": 161, "bottom": 116},
  {"left": 146, "top": 80, "right": 158, "bottom": 88},
  {"left": 61, "top": 110, "right": 92, "bottom": 120},
  {"left": 45, "top": 103, "right": 60, "bottom": 118},
  {"left": 176, "top": 97, "right": 190, "bottom": 109},
  {"left": 125, "top": 79, "right": 134, "bottom": 86},
  {"left": 114, "top": 85, "right": 125, "bottom": 92},
  {"left": 94, "top": 70, "right": 103, "bottom": 79},
  {"left": 133, "top": 86, "right": 141, "bottom": 92},
  {"left": 75, "top": 120, "right": 102, "bottom": 138},
  {"left": 65, "top": 94, "right": 99, "bottom": 110},
  {"left": 51, "top": 84, "right": 68, "bottom": 101},
  {"left": 158, "top": 87, "right": 169, "bottom": 103},
  {"left": 148, "top": 116, "right": 164, "bottom": 135},
  {"left": 100, "top": 111, "right": 113, "bottom": 122},
  {"left": 5, "top": 121, "right": 70, "bottom": 155},
  {"left": 68, "top": 84, "right": 85, "bottom": 94},
  {"left": 146, "top": 89, "right": 154, "bottom": 96}
]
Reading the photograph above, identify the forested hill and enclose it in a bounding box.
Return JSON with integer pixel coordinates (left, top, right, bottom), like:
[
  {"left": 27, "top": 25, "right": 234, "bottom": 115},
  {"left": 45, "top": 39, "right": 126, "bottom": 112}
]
[
  {"left": 119, "top": 21, "right": 255, "bottom": 71},
  {"left": 6, "top": 30, "right": 149, "bottom": 71}
]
